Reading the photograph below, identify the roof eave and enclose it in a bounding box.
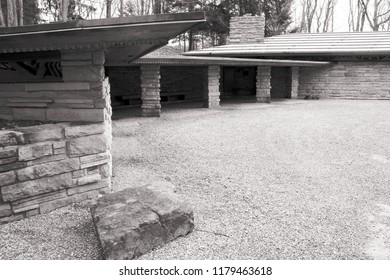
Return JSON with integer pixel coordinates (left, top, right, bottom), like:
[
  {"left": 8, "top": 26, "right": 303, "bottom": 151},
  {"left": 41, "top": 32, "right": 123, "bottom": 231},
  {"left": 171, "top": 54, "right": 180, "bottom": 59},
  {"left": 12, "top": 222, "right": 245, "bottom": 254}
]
[{"left": 127, "top": 56, "right": 332, "bottom": 67}]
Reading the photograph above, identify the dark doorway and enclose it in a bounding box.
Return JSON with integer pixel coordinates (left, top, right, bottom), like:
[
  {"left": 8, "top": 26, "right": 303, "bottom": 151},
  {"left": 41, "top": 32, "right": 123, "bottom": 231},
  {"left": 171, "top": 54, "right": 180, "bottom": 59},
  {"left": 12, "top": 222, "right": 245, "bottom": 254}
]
[
  {"left": 222, "top": 67, "right": 256, "bottom": 99},
  {"left": 271, "top": 67, "right": 292, "bottom": 99}
]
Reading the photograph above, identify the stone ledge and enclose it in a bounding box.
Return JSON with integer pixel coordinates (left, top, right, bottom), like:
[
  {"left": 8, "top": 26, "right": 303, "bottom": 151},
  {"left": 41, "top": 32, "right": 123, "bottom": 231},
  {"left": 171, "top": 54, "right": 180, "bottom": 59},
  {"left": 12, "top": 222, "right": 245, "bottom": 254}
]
[{"left": 91, "top": 181, "right": 194, "bottom": 260}]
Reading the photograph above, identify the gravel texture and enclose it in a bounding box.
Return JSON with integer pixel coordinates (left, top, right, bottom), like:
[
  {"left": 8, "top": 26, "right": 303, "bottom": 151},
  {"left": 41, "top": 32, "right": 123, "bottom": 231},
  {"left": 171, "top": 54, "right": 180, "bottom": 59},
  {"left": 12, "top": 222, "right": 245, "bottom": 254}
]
[{"left": 1, "top": 99, "right": 390, "bottom": 259}]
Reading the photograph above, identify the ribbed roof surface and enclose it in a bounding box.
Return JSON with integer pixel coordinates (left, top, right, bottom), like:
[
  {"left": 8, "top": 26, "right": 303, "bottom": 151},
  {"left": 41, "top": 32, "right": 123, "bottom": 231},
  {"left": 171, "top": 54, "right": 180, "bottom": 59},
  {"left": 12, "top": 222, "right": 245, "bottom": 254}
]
[
  {"left": 186, "top": 31, "right": 390, "bottom": 57},
  {"left": 131, "top": 55, "right": 331, "bottom": 67}
]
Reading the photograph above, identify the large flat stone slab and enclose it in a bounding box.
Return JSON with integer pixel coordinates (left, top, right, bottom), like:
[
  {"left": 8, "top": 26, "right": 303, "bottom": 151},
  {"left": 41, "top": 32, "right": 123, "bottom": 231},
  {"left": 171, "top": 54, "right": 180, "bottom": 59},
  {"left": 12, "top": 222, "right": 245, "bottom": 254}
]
[{"left": 91, "top": 181, "right": 194, "bottom": 260}]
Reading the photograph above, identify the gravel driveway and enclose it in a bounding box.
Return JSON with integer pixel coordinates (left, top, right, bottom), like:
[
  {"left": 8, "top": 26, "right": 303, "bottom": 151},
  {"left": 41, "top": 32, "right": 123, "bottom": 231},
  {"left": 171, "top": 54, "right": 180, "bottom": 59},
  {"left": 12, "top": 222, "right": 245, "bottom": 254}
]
[{"left": 1, "top": 99, "right": 390, "bottom": 259}]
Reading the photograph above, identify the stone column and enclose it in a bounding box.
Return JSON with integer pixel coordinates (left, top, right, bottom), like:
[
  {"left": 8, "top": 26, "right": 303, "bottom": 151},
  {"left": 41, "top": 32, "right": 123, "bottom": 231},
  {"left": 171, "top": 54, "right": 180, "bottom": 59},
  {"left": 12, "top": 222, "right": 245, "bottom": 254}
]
[
  {"left": 256, "top": 66, "right": 271, "bottom": 103},
  {"left": 290, "top": 67, "right": 299, "bottom": 99},
  {"left": 203, "top": 66, "right": 220, "bottom": 108},
  {"left": 140, "top": 65, "right": 161, "bottom": 117},
  {"left": 0, "top": 50, "right": 113, "bottom": 222}
]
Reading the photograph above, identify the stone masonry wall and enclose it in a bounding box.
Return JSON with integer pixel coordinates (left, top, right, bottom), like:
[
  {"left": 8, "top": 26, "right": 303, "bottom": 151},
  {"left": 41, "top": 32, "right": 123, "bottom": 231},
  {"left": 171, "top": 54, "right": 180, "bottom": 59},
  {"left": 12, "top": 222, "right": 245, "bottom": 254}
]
[
  {"left": 0, "top": 51, "right": 111, "bottom": 122},
  {"left": 0, "top": 122, "right": 111, "bottom": 223},
  {"left": 299, "top": 61, "right": 390, "bottom": 99},
  {"left": 0, "top": 50, "right": 112, "bottom": 222},
  {"left": 160, "top": 66, "right": 205, "bottom": 101},
  {"left": 228, "top": 14, "right": 265, "bottom": 44}
]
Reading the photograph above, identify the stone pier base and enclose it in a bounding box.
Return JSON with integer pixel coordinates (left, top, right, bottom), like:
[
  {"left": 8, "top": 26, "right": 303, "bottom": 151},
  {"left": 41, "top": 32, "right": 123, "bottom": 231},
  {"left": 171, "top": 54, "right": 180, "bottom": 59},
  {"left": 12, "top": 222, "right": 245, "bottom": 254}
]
[
  {"left": 290, "top": 67, "right": 299, "bottom": 99},
  {"left": 203, "top": 66, "right": 220, "bottom": 108},
  {"left": 141, "top": 65, "right": 161, "bottom": 117}
]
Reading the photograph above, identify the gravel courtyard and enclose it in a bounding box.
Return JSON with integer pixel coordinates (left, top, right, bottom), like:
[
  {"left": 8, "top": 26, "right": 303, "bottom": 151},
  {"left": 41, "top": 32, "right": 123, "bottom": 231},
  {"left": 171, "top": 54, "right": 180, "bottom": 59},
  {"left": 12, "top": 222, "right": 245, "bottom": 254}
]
[{"left": 1, "top": 99, "right": 390, "bottom": 259}]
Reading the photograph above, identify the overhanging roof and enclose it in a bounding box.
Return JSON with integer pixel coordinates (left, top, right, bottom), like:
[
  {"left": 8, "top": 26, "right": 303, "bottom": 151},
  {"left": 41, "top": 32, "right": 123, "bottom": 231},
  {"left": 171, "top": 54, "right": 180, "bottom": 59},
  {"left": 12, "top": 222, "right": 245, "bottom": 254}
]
[
  {"left": 129, "top": 55, "right": 332, "bottom": 67},
  {"left": 0, "top": 12, "right": 205, "bottom": 63},
  {"left": 186, "top": 31, "right": 390, "bottom": 57}
]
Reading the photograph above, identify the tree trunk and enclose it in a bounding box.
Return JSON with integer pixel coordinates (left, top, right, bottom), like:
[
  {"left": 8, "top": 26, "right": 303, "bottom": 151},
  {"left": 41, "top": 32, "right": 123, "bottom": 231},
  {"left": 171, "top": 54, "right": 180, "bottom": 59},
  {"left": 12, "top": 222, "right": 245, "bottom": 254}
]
[
  {"left": 120, "top": 0, "right": 124, "bottom": 17},
  {"left": 0, "top": 1, "right": 6, "bottom": 27},
  {"left": 7, "top": 0, "right": 17, "bottom": 27},
  {"left": 107, "top": 0, "right": 112, "bottom": 18},
  {"left": 17, "top": 0, "right": 23, "bottom": 25},
  {"left": 61, "top": 0, "right": 69, "bottom": 22},
  {"left": 188, "top": 2, "right": 194, "bottom": 51}
]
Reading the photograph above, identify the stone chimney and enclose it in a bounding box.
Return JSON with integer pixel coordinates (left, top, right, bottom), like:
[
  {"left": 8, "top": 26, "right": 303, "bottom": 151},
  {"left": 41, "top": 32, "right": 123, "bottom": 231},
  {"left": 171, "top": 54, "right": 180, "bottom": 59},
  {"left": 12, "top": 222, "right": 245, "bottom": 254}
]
[{"left": 228, "top": 14, "right": 265, "bottom": 44}]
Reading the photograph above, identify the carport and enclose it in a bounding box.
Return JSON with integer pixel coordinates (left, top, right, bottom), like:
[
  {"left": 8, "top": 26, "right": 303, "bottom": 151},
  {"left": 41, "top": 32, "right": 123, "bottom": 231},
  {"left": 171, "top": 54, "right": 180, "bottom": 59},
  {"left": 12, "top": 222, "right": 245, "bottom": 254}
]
[{"left": 107, "top": 55, "right": 331, "bottom": 117}]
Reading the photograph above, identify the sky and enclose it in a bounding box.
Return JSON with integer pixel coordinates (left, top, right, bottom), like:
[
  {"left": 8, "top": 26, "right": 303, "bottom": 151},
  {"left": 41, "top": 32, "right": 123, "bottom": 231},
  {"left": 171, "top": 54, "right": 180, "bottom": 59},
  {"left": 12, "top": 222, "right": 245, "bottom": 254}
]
[{"left": 291, "top": 0, "right": 352, "bottom": 32}]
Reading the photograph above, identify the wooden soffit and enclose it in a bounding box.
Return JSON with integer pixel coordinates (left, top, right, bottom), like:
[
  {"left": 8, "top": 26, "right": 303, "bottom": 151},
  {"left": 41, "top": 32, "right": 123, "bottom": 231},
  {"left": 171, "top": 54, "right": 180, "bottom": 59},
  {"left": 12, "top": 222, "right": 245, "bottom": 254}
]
[{"left": 0, "top": 12, "right": 205, "bottom": 55}]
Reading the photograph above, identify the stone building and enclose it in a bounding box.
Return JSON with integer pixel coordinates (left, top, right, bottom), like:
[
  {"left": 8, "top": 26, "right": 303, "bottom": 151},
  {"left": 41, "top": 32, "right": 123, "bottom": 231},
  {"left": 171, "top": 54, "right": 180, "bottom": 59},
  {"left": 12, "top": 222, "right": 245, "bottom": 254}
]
[
  {"left": 2, "top": 12, "right": 389, "bottom": 222},
  {"left": 108, "top": 14, "right": 390, "bottom": 118},
  {"left": 188, "top": 14, "right": 390, "bottom": 100},
  {"left": 0, "top": 12, "right": 206, "bottom": 223}
]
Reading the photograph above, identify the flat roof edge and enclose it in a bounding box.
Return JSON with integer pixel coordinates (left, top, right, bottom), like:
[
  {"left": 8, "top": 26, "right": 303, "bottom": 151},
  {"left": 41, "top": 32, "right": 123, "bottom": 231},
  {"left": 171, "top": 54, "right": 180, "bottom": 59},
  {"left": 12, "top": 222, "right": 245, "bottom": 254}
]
[
  {"left": 129, "top": 56, "right": 332, "bottom": 67},
  {"left": 0, "top": 12, "right": 206, "bottom": 35}
]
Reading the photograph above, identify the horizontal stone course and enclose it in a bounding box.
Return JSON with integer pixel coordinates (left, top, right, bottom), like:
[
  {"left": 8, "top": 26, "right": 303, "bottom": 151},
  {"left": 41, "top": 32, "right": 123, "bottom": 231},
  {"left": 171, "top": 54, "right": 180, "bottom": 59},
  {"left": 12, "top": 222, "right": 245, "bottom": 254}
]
[
  {"left": 0, "top": 161, "right": 27, "bottom": 173},
  {"left": 0, "top": 170, "right": 16, "bottom": 187},
  {"left": 18, "top": 143, "right": 53, "bottom": 161},
  {"left": 68, "top": 178, "right": 109, "bottom": 195},
  {"left": 0, "top": 147, "right": 18, "bottom": 159},
  {"left": 1, "top": 173, "right": 73, "bottom": 202},
  {"left": 67, "top": 134, "right": 108, "bottom": 157},
  {"left": 15, "top": 124, "right": 65, "bottom": 144},
  {"left": 12, "top": 108, "right": 47, "bottom": 121},
  {"left": 0, "top": 157, "right": 17, "bottom": 165},
  {"left": 0, "top": 203, "right": 12, "bottom": 217},
  {"left": 46, "top": 108, "right": 105, "bottom": 122},
  {"left": 62, "top": 66, "right": 105, "bottom": 82},
  {"left": 65, "top": 123, "right": 105, "bottom": 138},
  {"left": 25, "top": 82, "right": 91, "bottom": 92},
  {"left": 76, "top": 173, "right": 102, "bottom": 186},
  {"left": 0, "top": 131, "right": 24, "bottom": 147},
  {"left": 16, "top": 158, "right": 80, "bottom": 181},
  {"left": 26, "top": 154, "right": 67, "bottom": 166},
  {"left": 299, "top": 61, "right": 390, "bottom": 99},
  {"left": 11, "top": 190, "right": 67, "bottom": 211},
  {"left": 40, "top": 189, "right": 101, "bottom": 214},
  {"left": 0, "top": 121, "right": 111, "bottom": 222}
]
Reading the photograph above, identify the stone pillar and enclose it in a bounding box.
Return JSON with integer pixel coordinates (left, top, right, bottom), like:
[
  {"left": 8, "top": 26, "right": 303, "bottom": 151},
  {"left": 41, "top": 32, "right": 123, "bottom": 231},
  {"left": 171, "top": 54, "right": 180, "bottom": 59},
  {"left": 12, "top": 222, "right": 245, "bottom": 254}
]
[
  {"left": 0, "top": 50, "right": 113, "bottom": 223},
  {"left": 140, "top": 65, "right": 161, "bottom": 117},
  {"left": 290, "top": 67, "right": 299, "bottom": 99},
  {"left": 256, "top": 66, "right": 271, "bottom": 103},
  {"left": 203, "top": 66, "right": 220, "bottom": 108}
]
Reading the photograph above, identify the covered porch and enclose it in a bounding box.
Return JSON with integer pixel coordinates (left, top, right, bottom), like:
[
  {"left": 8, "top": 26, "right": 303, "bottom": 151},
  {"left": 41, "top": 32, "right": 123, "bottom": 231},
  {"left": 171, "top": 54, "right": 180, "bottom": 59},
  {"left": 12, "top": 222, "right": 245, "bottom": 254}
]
[{"left": 106, "top": 55, "right": 331, "bottom": 117}]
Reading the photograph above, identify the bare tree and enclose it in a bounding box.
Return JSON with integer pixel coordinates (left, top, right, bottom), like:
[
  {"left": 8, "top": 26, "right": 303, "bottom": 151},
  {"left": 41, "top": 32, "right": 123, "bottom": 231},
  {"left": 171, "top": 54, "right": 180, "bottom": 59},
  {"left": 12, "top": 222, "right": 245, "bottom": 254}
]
[
  {"left": 360, "top": 0, "right": 390, "bottom": 31},
  {"left": 300, "top": 0, "right": 318, "bottom": 32},
  {"left": 320, "top": 0, "right": 337, "bottom": 32},
  {"left": 348, "top": 0, "right": 366, "bottom": 31},
  {"left": 299, "top": 0, "right": 337, "bottom": 33}
]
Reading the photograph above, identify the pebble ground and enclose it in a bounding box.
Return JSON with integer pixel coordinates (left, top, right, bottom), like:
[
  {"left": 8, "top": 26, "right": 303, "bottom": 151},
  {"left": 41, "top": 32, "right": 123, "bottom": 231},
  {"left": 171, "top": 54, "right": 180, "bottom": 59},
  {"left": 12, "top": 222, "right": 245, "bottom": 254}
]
[{"left": 1, "top": 99, "right": 389, "bottom": 259}]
